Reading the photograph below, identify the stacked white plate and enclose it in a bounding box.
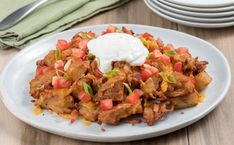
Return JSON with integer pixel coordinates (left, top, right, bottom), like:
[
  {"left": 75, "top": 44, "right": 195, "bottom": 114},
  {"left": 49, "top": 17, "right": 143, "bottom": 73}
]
[{"left": 144, "top": 0, "right": 234, "bottom": 28}]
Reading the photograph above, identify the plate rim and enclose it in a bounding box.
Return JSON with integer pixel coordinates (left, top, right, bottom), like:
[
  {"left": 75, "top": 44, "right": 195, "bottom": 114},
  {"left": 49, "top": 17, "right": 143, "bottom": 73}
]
[
  {"left": 145, "top": 0, "right": 234, "bottom": 28},
  {"left": 153, "top": 0, "right": 234, "bottom": 18},
  {"left": 158, "top": 0, "right": 234, "bottom": 12},
  {"left": 166, "top": 0, "right": 234, "bottom": 8},
  {"left": 151, "top": 0, "right": 234, "bottom": 23},
  {"left": 0, "top": 24, "right": 231, "bottom": 142}
]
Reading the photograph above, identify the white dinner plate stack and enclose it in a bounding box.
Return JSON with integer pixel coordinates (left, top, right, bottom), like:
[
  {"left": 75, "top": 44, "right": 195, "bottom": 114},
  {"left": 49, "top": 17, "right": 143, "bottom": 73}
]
[{"left": 144, "top": 0, "right": 234, "bottom": 28}]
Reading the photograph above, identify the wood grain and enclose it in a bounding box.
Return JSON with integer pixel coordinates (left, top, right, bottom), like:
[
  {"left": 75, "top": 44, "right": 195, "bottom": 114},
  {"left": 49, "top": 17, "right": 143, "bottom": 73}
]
[{"left": 0, "top": 0, "right": 233, "bottom": 144}]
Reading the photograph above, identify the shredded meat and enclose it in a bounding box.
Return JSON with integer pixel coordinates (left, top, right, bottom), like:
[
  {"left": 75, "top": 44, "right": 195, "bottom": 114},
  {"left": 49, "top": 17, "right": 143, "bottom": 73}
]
[
  {"left": 143, "top": 101, "right": 174, "bottom": 126},
  {"left": 79, "top": 101, "right": 98, "bottom": 122},
  {"left": 36, "top": 88, "right": 74, "bottom": 114},
  {"left": 96, "top": 74, "right": 126, "bottom": 101},
  {"left": 195, "top": 59, "right": 208, "bottom": 75},
  {"left": 98, "top": 102, "right": 142, "bottom": 125},
  {"left": 140, "top": 78, "right": 155, "bottom": 98},
  {"left": 66, "top": 59, "right": 89, "bottom": 81},
  {"left": 43, "top": 50, "right": 56, "bottom": 67},
  {"left": 71, "top": 77, "right": 91, "bottom": 98},
  {"left": 165, "top": 72, "right": 195, "bottom": 98},
  {"left": 30, "top": 70, "right": 55, "bottom": 98}
]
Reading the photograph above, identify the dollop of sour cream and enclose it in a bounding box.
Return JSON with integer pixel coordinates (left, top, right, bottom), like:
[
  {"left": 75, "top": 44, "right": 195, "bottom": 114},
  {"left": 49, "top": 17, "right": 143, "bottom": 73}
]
[{"left": 87, "top": 33, "right": 149, "bottom": 73}]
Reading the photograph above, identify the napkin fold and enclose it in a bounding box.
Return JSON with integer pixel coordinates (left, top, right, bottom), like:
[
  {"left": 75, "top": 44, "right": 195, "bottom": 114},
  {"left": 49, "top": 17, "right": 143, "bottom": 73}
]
[{"left": 0, "top": 0, "right": 128, "bottom": 49}]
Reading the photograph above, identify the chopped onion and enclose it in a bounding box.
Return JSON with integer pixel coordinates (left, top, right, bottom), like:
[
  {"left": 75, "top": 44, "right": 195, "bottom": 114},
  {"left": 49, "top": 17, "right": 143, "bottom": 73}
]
[{"left": 64, "top": 59, "right": 72, "bottom": 71}]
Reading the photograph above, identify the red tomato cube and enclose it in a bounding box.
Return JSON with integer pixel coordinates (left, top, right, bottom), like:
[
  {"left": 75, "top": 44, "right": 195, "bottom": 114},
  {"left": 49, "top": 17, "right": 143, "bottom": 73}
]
[
  {"left": 36, "top": 66, "right": 54, "bottom": 76},
  {"left": 164, "top": 44, "right": 174, "bottom": 51},
  {"left": 142, "top": 32, "right": 153, "bottom": 39},
  {"left": 173, "top": 62, "right": 182, "bottom": 72},
  {"left": 56, "top": 39, "right": 69, "bottom": 51},
  {"left": 159, "top": 54, "right": 171, "bottom": 65},
  {"left": 100, "top": 99, "right": 113, "bottom": 111},
  {"left": 176, "top": 47, "right": 189, "bottom": 55},
  {"left": 126, "top": 89, "right": 143, "bottom": 104},
  {"left": 72, "top": 49, "right": 85, "bottom": 59},
  {"left": 141, "top": 69, "right": 152, "bottom": 81},
  {"left": 106, "top": 25, "right": 117, "bottom": 33},
  {"left": 78, "top": 91, "right": 91, "bottom": 102},
  {"left": 52, "top": 76, "right": 71, "bottom": 89},
  {"left": 54, "top": 60, "right": 64, "bottom": 69},
  {"left": 151, "top": 49, "right": 162, "bottom": 59}
]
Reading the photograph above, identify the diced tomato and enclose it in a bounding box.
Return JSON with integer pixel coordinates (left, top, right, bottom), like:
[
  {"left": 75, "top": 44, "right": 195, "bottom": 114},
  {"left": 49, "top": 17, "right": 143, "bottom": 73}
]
[
  {"left": 164, "top": 44, "right": 174, "bottom": 51},
  {"left": 144, "top": 59, "right": 151, "bottom": 64},
  {"left": 37, "top": 66, "right": 49, "bottom": 75},
  {"left": 54, "top": 60, "right": 64, "bottom": 69},
  {"left": 72, "top": 48, "right": 86, "bottom": 59},
  {"left": 149, "top": 66, "right": 159, "bottom": 74},
  {"left": 87, "top": 31, "right": 96, "bottom": 37},
  {"left": 173, "top": 62, "right": 182, "bottom": 72},
  {"left": 100, "top": 99, "right": 113, "bottom": 111},
  {"left": 187, "top": 76, "right": 195, "bottom": 84},
  {"left": 78, "top": 91, "right": 91, "bottom": 102},
  {"left": 126, "top": 89, "right": 143, "bottom": 104},
  {"left": 36, "top": 66, "right": 53, "bottom": 75},
  {"left": 142, "top": 32, "right": 153, "bottom": 39},
  {"left": 141, "top": 69, "right": 152, "bottom": 81},
  {"left": 151, "top": 49, "right": 162, "bottom": 59},
  {"left": 78, "top": 38, "right": 89, "bottom": 49},
  {"left": 176, "top": 47, "right": 189, "bottom": 55},
  {"left": 144, "top": 64, "right": 159, "bottom": 74},
  {"left": 106, "top": 25, "right": 117, "bottom": 33},
  {"left": 122, "top": 27, "right": 134, "bottom": 35},
  {"left": 52, "top": 76, "right": 71, "bottom": 89},
  {"left": 159, "top": 54, "right": 171, "bottom": 65},
  {"left": 56, "top": 39, "right": 69, "bottom": 51}
]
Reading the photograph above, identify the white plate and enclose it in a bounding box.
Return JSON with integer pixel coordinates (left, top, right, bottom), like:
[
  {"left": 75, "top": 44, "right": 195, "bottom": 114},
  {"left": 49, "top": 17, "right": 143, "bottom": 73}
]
[
  {"left": 151, "top": 0, "right": 234, "bottom": 23},
  {"left": 0, "top": 24, "right": 231, "bottom": 142},
  {"left": 159, "top": 0, "right": 234, "bottom": 12},
  {"left": 166, "top": 0, "right": 234, "bottom": 8},
  {"left": 145, "top": 0, "right": 234, "bottom": 28},
  {"left": 153, "top": 0, "right": 234, "bottom": 18}
]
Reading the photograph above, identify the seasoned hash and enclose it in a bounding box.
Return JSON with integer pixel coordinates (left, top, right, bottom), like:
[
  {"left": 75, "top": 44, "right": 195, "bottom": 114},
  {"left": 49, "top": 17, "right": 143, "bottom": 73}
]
[{"left": 29, "top": 26, "right": 212, "bottom": 126}]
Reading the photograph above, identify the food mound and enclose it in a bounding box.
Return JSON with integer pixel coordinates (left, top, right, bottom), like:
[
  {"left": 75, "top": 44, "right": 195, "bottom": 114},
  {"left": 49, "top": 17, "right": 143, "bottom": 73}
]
[{"left": 29, "top": 26, "right": 212, "bottom": 126}]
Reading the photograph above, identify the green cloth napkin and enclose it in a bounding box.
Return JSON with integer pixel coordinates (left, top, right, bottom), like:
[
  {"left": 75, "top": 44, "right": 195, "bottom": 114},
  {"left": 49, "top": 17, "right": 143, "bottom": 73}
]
[{"left": 0, "top": 0, "right": 128, "bottom": 49}]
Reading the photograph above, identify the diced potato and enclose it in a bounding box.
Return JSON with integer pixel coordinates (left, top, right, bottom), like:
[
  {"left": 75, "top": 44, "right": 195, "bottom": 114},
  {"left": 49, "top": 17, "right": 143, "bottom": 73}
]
[
  {"left": 66, "top": 59, "right": 89, "bottom": 81},
  {"left": 170, "top": 91, "right": 199, "bottom": 109},
  {"left": 36, "top": 89, "right": 74, "bottom": 114},
  {"left": 140, "top": 78, "right": 155, "bottom": 94},
  {"left": 79, "top": 101, "right": 99, "bottom": 122},
  {"left": 195, "top": 71, "right": 212, "bottom": 91}
]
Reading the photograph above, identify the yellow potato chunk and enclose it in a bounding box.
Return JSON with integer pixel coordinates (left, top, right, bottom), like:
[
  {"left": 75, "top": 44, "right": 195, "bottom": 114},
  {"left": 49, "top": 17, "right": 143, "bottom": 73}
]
[
  {"left": 195, "top": 71, "right": 212, "bottom": 91},
  {"left": 170, "top": 91, "right": 199, "bottom": 109}
]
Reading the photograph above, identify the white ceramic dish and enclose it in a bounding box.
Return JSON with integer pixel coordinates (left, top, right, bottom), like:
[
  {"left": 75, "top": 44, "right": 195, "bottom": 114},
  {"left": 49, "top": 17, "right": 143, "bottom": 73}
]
[
  {"left": 166, "top": 0, "right": 234, "bottom": 8},
  {"left": 0, "top": 24, "right": 231, "bottom": 142},
  {"left": 159, "top": 0, "right": 234, "bottom": 12},
  {"left": 153, "top": 0, "right": 234, "bottom": 18},
  {"left": 151, "top": 0, "right": 234, "bottom": 23},
  {"left": 145, "top": 0, "right": 234, "bottom": 28}
]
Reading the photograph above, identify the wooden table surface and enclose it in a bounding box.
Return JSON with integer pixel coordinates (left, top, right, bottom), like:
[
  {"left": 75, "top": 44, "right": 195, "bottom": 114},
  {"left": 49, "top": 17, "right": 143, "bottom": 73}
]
[{"left": 0, "top": 0, "right": 233, "bottom": 145}]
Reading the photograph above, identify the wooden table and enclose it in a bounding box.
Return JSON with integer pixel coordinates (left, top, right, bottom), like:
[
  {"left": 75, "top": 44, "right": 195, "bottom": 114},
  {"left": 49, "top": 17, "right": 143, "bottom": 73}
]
[{"left": 0, "top": 0, "right": 233, "bottom": 145}]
